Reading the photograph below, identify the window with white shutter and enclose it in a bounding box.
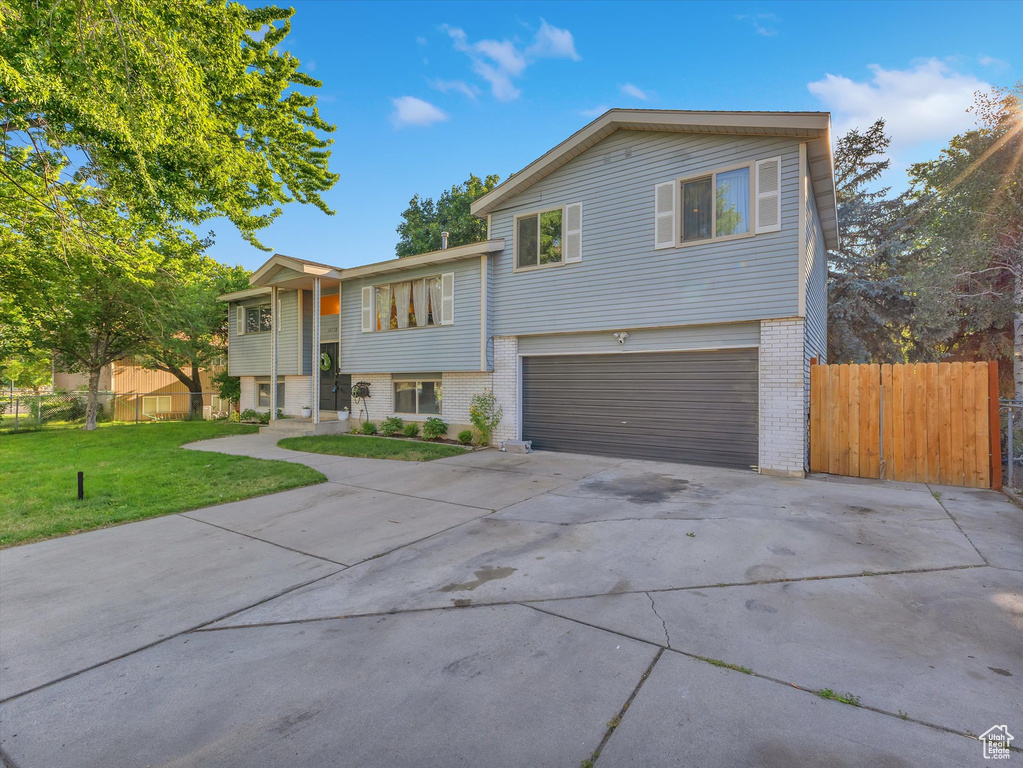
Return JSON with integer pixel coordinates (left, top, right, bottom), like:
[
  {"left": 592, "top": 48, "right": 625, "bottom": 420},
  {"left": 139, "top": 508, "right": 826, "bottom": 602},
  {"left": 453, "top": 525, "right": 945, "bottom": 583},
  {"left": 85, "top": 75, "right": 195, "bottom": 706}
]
[
  {"left": 654, "top": 182, "right": 676, "bottom": 249},
  {"left": 236, "top": 306, "right": 246, "bottom": 336},
  {"left": 440, "top": 272, "right": 454, "bottom": 325},
  {"left": 361, "top": 286, "right": 373, "bottom": 332},
  {"left": 755, "top": 156, "right": 782, "bottom": 234},
  {"left": 564, "top": 203, "right": 582, "bottom": 263}
]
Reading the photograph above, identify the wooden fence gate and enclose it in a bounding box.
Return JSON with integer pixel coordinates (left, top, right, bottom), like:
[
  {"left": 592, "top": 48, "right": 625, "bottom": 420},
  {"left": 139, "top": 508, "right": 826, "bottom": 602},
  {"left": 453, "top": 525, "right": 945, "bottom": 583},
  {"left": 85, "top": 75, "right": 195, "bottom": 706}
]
[{"left": 809, "top": 361, "right": 1001, "bottom": 488}]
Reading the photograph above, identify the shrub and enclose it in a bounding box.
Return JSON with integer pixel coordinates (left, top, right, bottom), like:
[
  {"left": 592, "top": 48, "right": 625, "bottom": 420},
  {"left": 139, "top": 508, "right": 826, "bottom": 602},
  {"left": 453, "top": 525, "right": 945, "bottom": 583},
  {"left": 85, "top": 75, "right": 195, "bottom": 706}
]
[
  {"left": 422, "top": 416, "right": 448, "bottom": 440},
  {"left": 402, "top": 421, "right": 420, "bottom": 438},
  {"left": 211, "top": 370, "right": 241, "bottom": 404},
  {"left": 360, "top": 421, "right": 377, "bottom": 435},
  {"left": 240, "top": 408, "right": 259, "bottom": 422},
  {"left": 380, "top": 416, "right": 404, "bottom": 436},
  {"left": 258, "top": 411, "right": 272, "bottom": 424},
  {"left": 468, "top": 388, "right": 503, "bottom": 446},
  {"left": 228, "top": 410, "right": 240, "bottom": 423},
  {"left": 457, "top": 429, "right": 473, "bottom": 445}
]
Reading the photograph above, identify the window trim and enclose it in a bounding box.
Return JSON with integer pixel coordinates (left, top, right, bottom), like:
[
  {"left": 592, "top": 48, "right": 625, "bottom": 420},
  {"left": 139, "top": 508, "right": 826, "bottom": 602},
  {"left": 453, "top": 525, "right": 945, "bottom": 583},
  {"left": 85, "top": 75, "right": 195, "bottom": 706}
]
[
  {"left": 675, "top": 161, "right": 755, "bottom": 248},
  {"left": 244, "top": 303, "right": 273, "bottom": 334},
  {"left": 391, "top": 377, "right": 443, "bottom": 416},
  {"left": 256, "top": 378, "right": 285, "bottom": 409},
  {"left": 369, "top": 275, "right": 443, "bottom": 333},
  {"left": 513, "top": 205, "right": 567, "bottom": 273},
  {"left": 142, "top": 395, "right": 172, "bottom": 415}
]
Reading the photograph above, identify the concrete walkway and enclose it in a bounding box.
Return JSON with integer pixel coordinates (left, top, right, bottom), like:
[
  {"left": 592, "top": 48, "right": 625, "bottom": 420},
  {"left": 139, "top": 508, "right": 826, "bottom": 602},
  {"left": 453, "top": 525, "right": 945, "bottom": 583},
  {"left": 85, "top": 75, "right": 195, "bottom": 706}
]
[{"left": 1, "top": 433, "right": 1020, "bottom": 767}]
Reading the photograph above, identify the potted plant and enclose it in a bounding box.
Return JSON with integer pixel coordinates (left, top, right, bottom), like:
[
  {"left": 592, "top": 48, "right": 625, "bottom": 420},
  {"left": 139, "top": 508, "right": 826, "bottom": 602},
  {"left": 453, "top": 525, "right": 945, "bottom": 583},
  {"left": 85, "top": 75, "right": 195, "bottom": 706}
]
[{"left": 300, "top": 405, "right": 312, "bottom": 418}]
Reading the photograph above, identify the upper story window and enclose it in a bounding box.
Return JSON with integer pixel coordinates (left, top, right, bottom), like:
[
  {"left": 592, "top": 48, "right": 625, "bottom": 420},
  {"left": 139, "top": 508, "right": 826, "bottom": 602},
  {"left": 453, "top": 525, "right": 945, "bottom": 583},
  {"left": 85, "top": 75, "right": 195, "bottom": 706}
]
[
  {"left": 514, "top": 203, "right": 582, "bottom": 271},
  {"left": 245, "top": 304, "right": 272, "bottom": 333},
  {"left": 680, "top": 165, "right": 751, "bottom": 244},
  {"left": 654, "top": 157, "right": 778, "bottom": 250},
  {"left": 516, "top": 208, "right": 563, "bottom": 269},
  {"left": 374, "top": 276, "right": 441, "bottom": 331}
]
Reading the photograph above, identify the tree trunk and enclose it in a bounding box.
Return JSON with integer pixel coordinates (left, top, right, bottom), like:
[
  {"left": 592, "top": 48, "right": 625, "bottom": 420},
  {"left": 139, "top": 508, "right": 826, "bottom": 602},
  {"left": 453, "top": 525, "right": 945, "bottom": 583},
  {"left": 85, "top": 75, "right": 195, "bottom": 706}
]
[
  {"left": 83, "top": 366, "right": 102, "bottom": 431},
  {"left": 188, "top": 363, "right": 203, "bottom": 420}
]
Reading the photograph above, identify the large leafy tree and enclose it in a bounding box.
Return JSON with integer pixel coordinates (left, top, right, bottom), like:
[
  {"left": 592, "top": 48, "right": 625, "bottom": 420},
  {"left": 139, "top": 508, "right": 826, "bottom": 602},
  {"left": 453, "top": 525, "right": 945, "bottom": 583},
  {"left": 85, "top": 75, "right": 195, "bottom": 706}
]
[
  {"left": 827, "top": 120, "right": 914, "bottom": 363},
  {"left": 0, "top": 1, "right": 339, "bottom": 426},
  {"left": 906, "top": 84, "right": 1023, "bottom": 394},
  {"left": 0, "top": 0, "right": 338, "bottom": 250},
  {"left": 396, "top": 173, "right": 499, "bottom": 257},
  {"left": 139, "top": 260, "right": 251, "bottom": 419}
]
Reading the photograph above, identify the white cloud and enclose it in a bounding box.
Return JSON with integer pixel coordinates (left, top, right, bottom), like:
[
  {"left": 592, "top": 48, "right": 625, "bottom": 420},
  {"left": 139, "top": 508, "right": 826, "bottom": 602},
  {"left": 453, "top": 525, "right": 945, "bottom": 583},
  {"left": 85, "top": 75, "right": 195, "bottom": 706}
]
[
  {"left": 808, "top": 59, "right": 989, "bottom": 154},
  {"left": 440, "top": 20, "right": 580, "bottom": 101},
  {"left": 735, "top": 13, "right": 778, "bottom": 37},
  {"left": 429, "top": 78, "right": 481, "bottom": 99},
  {"left": 978, "top": 54, "right": 1009, "bottom": 70},
  {"left": 619, "top": 83, "right": 650, "bottom": 101},
  {"left": 525, "top": 19, "right": 580, "bottom": 61},
  {"left": 580, "top": 105, "right": 610, "bottom": 118},
  {"left": 391, "top": 96, "right": 449, "bottom": 128},
  {"left": 416, "top": 36, "right": 428, "bottom": 46}
]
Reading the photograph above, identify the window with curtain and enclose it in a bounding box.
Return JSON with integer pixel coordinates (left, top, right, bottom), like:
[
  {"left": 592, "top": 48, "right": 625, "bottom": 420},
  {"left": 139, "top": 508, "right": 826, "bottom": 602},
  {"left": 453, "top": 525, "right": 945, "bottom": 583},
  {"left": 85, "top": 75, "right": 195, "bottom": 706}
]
[
  {"left": 679, "top": 165, "right": 751, "bottom": 243},
  {"left": 515, "top": 208, "right": 563, "bottom": 268},
  {"left": 374, "top": 276, "right": 441, "bottom": 331},
  {"left": 393, "top": 379, "right": 442, "bottom": 415}
]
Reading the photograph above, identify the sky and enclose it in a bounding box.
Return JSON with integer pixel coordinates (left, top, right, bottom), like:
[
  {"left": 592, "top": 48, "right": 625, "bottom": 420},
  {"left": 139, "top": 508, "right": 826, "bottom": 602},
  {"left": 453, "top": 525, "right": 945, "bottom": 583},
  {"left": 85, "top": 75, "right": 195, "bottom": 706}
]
[{"left": 211, "top": 0, "right": 1023, "bottom": 271}]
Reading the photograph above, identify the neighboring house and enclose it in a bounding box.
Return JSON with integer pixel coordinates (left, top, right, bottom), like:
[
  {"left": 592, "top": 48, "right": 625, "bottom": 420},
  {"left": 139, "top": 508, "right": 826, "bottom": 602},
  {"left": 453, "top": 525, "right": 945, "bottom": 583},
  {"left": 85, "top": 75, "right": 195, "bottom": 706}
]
[
  {"left": 55, "top": 360, "right": 227, "bottom": 420},
  {"left": 220, "top": 109, "right": 836, "bottom": 476}
]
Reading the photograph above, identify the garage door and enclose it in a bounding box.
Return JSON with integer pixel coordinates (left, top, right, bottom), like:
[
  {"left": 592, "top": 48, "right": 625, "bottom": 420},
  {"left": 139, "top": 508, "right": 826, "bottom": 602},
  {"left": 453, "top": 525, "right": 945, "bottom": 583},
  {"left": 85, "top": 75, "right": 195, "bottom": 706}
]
[{"left": 521, "top": 349, "right": 759, "bottom": 469}]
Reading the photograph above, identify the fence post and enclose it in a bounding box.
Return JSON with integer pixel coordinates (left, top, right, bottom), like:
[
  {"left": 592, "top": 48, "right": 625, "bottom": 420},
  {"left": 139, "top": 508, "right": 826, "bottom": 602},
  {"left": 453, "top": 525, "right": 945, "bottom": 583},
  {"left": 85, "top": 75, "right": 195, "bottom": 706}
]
[
  {"left": 1008, "top": 407, "right": 1014, "bottom": 491},
  {"left": 989, "top": 361, "right": 1001, "bottom": 490},
  {"left": 135, "top": 393, "right": 140, "bottom": 425},
  {"left": 14, "top": 396, "right": 18, "bottom": 431},
  {"left": 37, "top": 394, "right": 42, "bottom": 424}
]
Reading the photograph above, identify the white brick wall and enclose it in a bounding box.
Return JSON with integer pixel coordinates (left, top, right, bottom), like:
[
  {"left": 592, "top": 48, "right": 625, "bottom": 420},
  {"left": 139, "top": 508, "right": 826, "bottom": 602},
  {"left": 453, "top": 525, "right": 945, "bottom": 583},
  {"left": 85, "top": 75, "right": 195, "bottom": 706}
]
[
  {"left": 240, "top": 376, "right": 258, "bottom": 412},
  {"left": 347, "top": 373, "right": 392, "bottom": 423},
  {"left": 283, "top": 375, "right": 312, "bottom": 416},
  {"left": 759, "top": 318, "right": 807, "bottom": 477},
  {"left": 441, "top": 371, "right": 493, "bottom": 426},
  {"left": 492, "top": 336, "right": 519, "bottom": 444}
]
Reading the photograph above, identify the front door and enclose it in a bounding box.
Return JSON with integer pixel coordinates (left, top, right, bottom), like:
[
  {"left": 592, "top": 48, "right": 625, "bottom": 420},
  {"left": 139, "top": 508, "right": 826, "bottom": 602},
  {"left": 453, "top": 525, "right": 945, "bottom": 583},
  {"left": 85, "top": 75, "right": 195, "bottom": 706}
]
[{"left": 319, "top": 343, "right": 339, "bottom": 411}]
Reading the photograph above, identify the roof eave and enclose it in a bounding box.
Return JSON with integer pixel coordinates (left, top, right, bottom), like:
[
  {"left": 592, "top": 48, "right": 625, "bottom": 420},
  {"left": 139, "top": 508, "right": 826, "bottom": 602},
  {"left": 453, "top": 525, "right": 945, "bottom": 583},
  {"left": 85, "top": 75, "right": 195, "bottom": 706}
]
[{"left": 338, "top": 239, "right": 505, "bottom": 280}]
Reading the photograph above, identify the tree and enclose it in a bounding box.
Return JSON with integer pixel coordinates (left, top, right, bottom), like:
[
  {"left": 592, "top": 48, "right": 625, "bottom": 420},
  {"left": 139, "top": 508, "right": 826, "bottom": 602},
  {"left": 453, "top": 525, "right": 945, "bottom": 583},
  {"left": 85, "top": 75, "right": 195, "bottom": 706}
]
[
  {"left": 139, "top": 260, "right": 251, "bottom": 419},
  {"left": 396, "top": 174, "right": 500, "bottom": 257},
  {"left": 906, "top": 84, "right": 1023, "bottom": 393},
  {"left": 0, "top": 346, "right": 52, "bottom": 394},
  {"left": 0, "top": 2, "right": 339, "bottom": 426},
  {"left": 0, "top": 1, "right": 338, "bottom": 251},
  {"left": 827, "top": 119, "right": 914, "bottom": 363}
]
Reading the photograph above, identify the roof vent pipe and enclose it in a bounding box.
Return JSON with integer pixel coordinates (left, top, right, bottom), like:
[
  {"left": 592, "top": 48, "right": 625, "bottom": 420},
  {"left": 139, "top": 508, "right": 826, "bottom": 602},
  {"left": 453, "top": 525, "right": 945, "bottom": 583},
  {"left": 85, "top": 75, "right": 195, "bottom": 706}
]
[{"left": 441, "top": 231, "right": 449, "bottom": 249}]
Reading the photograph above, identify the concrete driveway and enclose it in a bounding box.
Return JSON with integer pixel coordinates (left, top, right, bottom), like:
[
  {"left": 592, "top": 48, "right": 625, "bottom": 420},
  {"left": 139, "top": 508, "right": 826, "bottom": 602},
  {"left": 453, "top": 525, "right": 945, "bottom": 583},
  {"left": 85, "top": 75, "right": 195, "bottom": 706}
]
[{"left": 1, "top": 434, "right": 1020, "bottom": 767}]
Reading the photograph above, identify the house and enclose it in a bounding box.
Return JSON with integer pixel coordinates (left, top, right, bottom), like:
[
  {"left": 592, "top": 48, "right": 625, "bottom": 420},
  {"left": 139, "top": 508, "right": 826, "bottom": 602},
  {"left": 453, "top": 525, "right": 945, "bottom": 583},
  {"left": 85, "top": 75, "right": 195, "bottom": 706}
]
[
  {"left": 55, "top": 360, "right": 227, "bottom": 420},
  {"left": 220, "top": 109, "right": 836, "bottom": 476}
]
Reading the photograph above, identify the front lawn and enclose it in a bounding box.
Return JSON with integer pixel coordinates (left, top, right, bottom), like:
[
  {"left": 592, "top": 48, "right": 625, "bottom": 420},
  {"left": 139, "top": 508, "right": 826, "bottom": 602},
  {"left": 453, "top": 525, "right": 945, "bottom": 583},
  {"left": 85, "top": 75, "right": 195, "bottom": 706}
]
[
  {"left": 0, "top": 422, "right": 325, "bottom": 547},
  {"left": 279, "top": 434, "right": 468, "bottom": 461}
]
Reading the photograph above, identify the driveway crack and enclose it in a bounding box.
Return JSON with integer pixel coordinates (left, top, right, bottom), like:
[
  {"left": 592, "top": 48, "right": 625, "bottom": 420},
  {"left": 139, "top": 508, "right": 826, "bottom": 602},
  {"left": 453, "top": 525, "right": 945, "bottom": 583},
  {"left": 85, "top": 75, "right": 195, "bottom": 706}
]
[{"left": 646, "top": 592, "right": 671, "bottom": 648}]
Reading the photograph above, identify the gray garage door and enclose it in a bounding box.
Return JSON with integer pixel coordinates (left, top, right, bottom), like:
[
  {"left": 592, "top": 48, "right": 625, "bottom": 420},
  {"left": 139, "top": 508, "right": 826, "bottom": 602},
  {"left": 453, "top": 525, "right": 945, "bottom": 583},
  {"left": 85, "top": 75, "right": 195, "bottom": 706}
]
[{"left": 521, "top": 349, "right": 759, "bottom": 469}]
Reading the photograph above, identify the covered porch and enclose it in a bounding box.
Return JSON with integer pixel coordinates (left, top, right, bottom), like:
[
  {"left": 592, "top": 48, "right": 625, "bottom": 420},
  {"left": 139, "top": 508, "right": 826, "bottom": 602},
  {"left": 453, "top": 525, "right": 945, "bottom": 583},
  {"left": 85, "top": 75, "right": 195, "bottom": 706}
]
[{"left": 249, "top": 254, "right": 346, "bottom": 427}]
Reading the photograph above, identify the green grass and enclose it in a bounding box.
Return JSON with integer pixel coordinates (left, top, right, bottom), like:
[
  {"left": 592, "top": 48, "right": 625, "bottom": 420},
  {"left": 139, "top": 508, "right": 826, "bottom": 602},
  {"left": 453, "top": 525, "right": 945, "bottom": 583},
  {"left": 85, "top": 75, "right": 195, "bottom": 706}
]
[
  {"left": 279, "top": 434, "right": 469, "bottom": 461},
  {"left": 0, "top": 421, "right": 325, "bottom": 547},
  {"left": 816, "top": 688, "right": 861, "bottom": 706},
  {"left": 693, "top": 655, "right": 754, "bottom": 675}
]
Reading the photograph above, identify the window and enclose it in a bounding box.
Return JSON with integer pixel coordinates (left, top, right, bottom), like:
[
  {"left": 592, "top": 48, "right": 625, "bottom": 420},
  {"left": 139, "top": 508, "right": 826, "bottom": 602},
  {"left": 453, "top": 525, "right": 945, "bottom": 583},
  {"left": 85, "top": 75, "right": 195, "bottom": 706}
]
[
  {"left": 679, "top": 165, "right": 751, "bottom": 244},
  {"left": 142, "top": 396, "right": 172, "bottom": 416},
  {"left": 245, "top": 304, "right": 272, "bottom": 333},
  {"left": 393, "top": 379, "right": 442, "bottom": 415},
  {"left": 257, "top": 380, "right": 285, "bottom": 408},
  {"left": 374, "top": 277, "right": 441, "bottom": 331},
  {"left": 516, "top": 208, "right": 563, "bottom": 269}
]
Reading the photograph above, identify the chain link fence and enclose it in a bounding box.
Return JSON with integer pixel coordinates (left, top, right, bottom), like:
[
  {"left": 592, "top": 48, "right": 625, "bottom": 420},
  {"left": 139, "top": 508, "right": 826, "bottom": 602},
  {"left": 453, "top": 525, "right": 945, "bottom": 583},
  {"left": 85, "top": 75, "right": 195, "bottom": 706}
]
[
  {"left": 1001, "top": 400, "right": 1023, "bottom": 490},
  {"left": 1, "top": 391, "right": 234, "bottom": 433}
]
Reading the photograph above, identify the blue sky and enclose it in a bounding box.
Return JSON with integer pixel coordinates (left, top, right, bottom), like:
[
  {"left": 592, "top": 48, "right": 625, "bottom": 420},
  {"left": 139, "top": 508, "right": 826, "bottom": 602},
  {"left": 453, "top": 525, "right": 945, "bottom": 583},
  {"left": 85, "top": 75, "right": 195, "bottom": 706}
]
[{"left": 212, "top": 0, "right": 1023, "bottom": 271}]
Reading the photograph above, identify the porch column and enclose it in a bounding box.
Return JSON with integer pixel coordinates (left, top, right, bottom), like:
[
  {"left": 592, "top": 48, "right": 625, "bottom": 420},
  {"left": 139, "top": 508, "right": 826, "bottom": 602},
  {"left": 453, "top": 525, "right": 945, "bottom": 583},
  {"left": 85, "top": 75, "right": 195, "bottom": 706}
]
[
  {"left": 270, "top": 285, "right": 278, "bottom": 421},
  {"left": 312, "top": 277, "right": 321, "bottom": 424}
]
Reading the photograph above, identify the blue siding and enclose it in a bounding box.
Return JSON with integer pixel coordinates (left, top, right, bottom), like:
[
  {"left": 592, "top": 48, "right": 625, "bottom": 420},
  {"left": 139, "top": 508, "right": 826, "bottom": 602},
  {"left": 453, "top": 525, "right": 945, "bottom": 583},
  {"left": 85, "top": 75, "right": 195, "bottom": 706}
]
[
  {"left": 339, "top": 258, "right": 482, "bottom": 373},
  {"left": 227, "top": 291, "right": 302, "bottom": 377},
  {"left": 489, "top": 130, "right": 802, "bottom": 336},
  {"left": 804, "top": 173, "right": 828, "bottom": 363},
  {"left": 517, "top": 322, "right": 760, "bottom": 356}
]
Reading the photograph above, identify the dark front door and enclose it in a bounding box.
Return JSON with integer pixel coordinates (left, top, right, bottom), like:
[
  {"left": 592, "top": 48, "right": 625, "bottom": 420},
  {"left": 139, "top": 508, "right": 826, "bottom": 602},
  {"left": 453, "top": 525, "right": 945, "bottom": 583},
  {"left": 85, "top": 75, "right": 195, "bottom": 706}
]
[{"left": 319, "top": 343, "right": 339, "bottom": 411}]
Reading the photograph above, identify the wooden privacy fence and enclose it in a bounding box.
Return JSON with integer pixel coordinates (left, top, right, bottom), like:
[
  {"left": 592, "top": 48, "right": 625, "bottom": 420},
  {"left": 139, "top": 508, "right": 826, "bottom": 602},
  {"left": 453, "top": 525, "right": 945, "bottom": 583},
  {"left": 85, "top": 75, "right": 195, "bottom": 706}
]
[{"left": 809, "top": 361, "right": 1001, "bottom": 489}]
